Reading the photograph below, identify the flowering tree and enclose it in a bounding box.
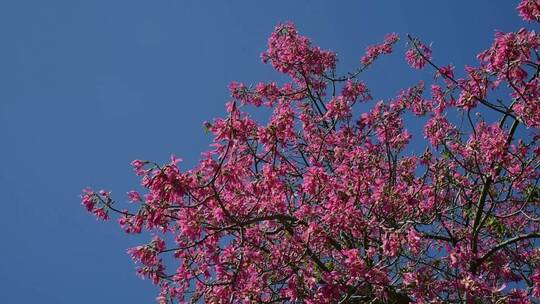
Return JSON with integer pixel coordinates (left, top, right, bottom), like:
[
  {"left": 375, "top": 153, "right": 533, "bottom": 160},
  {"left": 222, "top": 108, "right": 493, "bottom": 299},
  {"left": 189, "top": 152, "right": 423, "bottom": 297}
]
[{"left": 82, "top": 1, "right": 540, "bottom": 303}]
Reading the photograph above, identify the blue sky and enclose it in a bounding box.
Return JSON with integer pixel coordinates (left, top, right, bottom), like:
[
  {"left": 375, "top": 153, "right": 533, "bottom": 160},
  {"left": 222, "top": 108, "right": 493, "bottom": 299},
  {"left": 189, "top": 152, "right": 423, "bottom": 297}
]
[{"left": 0, "top": 1, "right": 531, "bottom": 302}]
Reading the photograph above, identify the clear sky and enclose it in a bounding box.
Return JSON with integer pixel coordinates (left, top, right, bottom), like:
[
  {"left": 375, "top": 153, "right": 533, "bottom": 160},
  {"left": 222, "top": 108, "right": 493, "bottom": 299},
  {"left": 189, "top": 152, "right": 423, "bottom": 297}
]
[{"left": 0, "top": 1, "right": 532, "bottom": 302}]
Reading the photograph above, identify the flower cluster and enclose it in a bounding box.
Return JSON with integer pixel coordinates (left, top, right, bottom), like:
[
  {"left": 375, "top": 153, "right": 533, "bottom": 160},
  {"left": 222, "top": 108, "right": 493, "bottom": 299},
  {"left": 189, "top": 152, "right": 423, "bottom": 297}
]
[
  {"left": 405, "top": 37, "right": 432, "bottom": 69},
  {"left": 361, "top": 33, "right": 399, "bottom": 65},
  {"left": 80, "top": 188, "right": 109, "bottom": 220},
  {"left": 262, "top": 22, "right": 336, "bottom": 89},
  {"left": 518, "top": 0, "right": 540, "bottom": 22}
]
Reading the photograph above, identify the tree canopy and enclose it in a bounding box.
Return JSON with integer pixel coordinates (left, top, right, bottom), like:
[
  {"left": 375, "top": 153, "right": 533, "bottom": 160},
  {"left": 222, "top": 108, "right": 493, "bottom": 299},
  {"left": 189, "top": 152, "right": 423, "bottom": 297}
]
[{"left": 82, "top": 1, "right": 540, "bottom": 302}]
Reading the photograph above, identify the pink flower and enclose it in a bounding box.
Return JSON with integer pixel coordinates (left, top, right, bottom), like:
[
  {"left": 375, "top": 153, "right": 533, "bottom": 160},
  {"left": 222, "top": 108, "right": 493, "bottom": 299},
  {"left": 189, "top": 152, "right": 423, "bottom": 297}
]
[
  {"left": 361, "top": 33, "right": 399, "bottom": 65},
  {"left": 342, "top": 80, "right": 371, "bottom": 102},
  {"left": 302, "top": 166, "right": 327, "bottom": 195},
  {"left": 517, "top": 0, "right": 540, "bottom": 22},
  {"left": 531, "top": 269, "right": 540, "bottom": 298},
  {"left": 261, "top": 22, "right": 336, "bottom": 84},
  {"left": 93, "top": 207, "right": 109, "bottom": 221},
  {"left": 131, "top": 159, "right": 148, "bottom": 176},
  {"left": 382, "top": 232, "right": 400, "bottom": 257},
  {"left": 407, "top": 228, "right": 422, "bottom": 254},
  {"left": 325, "top": 96, "right": 351, "bottom": 120},
  {"left": 81, "top": 188, "right": 109, "bottom": 220},
  {"left": 406, "top": 38, "right": 431, "bottom": 69},
  {"left": 424, "top": 114, "right": 456, "bottom": 146},
  {"left": 118, "top": 213, "right": 143, "bottom": 234},
  {"left": 81, "top": 188, "right": 96, "bottom": 212},
  {"left": 127, "top": 190, "right": 142, "bottom": 202}
]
